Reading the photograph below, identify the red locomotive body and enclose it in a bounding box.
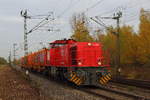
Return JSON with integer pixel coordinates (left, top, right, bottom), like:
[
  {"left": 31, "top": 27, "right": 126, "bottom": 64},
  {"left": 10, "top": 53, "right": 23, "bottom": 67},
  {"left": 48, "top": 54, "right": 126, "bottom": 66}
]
[
  {"left": 70, "top": 42, "right": 105, "bottom": 67},
  {"left": 49, "top": 40, "right": 109, "bottom": 67},
  {"left": 20, "top": 39, "right": 111, "bottom": 85},
  {"left": 49, "top": 39, "right": 74, "bottom": 67}
]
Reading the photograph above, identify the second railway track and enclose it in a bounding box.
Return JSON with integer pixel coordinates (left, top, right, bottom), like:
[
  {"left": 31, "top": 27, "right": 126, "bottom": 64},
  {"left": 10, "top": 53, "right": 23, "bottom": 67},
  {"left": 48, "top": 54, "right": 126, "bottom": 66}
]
[
  {"left": 79, "top": 86, "right": 150, "bottom": 100},
  {"left": 111, "top": 77, "right": 150, "bottom": 89}
]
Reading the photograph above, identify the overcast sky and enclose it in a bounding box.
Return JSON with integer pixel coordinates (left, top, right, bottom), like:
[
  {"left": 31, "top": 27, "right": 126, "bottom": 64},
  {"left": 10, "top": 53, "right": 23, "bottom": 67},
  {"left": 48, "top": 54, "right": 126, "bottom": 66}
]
[{"left": 0, "top": 0, "right": 150, "bottom": 60}]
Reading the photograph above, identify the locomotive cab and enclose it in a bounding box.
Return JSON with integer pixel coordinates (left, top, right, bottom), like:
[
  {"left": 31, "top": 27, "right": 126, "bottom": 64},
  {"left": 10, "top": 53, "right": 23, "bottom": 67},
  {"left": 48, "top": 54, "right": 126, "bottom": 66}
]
[
  {"left": 49, "top": 39, "right": 111, "bottom": 86},
  {"left": 69, "top": 42, "right": 111, "bottom": 85}
]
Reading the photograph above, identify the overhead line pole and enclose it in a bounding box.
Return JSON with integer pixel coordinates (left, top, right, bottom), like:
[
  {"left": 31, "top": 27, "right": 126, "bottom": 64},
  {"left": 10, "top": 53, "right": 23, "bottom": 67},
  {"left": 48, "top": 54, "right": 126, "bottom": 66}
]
[
  {"left": 100, "top": 12, "right": 122, "bottom": 76},
  {"left": 24, "top": 12, "right": 28, "bottom": 56},
  {"left": 91, "top": 11, "right": 122, "bottom": 76},
  {"left": 90, "top": 17, "right": 109, "bottom": 29},
  {"left": 113, "top": 12, "right": 122, "bottom": 76},
  {"left": 9, "top": 51, "right": 11, "bottom": 66},
  {"left": 21, "top": 10, "right": 30, "bottom": 56},
  {"left": 21, "top": 10, "right": 54, "bottom": 56},
  {"left": 13, "top": 43, "right": 17, "bottom": 64}
]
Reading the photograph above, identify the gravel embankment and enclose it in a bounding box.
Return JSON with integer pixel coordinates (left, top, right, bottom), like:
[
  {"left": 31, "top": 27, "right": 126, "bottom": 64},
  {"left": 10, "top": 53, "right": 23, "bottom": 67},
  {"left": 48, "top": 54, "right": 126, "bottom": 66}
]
[
  {"left": 12, "top": 65, "right": 150, "bottom": 100},
  {"left": 0, "top": 65, "right": 49, "bottom": 100},
  {"left": 13, "top": 65, "right": 104, "bottom": 100}
]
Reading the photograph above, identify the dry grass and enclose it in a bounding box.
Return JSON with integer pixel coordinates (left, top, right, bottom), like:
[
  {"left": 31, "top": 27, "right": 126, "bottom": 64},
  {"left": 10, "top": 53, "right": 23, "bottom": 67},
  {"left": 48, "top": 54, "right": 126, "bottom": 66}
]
[
  {"left": 121, "top": 66, "right": 150, "bottom": 80},
  {"left": 111, "top": 65, "right": 150, "bottom": 80}
]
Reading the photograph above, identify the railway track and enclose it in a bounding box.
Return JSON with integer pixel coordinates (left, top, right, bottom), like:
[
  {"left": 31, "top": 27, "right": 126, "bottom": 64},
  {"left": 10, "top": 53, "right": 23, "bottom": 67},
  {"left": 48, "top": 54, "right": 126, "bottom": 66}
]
[
  {"left": 79, "top": 86, "right": 150, "bottom": 100},
  {"left": 13, "top": 65, "right": 150, "bottom": 100},
  {"left": 111, "top": 77, "right": 150, "bottom": 89},
  {"left": 78, "top": 87, "right": 116, "bottom": 100}
]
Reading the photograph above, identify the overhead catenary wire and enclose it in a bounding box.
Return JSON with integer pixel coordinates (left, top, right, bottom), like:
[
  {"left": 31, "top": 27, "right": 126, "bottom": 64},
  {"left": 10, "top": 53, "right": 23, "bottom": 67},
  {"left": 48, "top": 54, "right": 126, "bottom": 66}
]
[
  {"left": 57, "top": 0, "right": 81, "bottom": 18},
  {"left": 57, "top": 0, "right": 146, "bottom": 35},
  {"left": 90, "top": 17, "right": 110, "bottom": 30},
  {"left": 84, "top": 0, "right": 105, "bottom": 12},
  {"left": 27, "top": 12, "right": 54, "bottom": 34},
  {"left": 95, "top": 16, "right": 109, "bottom": 27},
  {"left": 27, "top": 9, "right": 54, "bottom": 17},
  {"left": 94, "top": 0, "right": 149, "bottom": 18},
  {"left": 90, "top": 0, "right": 148, "bottom": 31}
]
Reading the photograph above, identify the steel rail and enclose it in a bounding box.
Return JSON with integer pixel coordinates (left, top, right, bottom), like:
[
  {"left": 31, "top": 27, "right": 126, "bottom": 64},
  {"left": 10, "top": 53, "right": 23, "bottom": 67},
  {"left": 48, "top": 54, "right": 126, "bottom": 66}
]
[
  {"left": 97, "top": 86, "right": 150, "bottom": 100},
  {"left": 111, "top": 77, "right": 150, "bottom": 89},
  {"left": 13, "top": 65, "right": 150, "bottom": 100},
  {"left": 77, "top": 88, "right": 116, "bottom": 100},
  {"left": 78, "top": 85, "right": 150, "bottom": 100}
]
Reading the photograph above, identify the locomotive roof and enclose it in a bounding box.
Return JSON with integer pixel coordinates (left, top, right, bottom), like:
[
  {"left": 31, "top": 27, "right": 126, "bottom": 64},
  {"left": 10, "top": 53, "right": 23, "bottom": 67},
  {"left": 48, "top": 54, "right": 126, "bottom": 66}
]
[{"left": 50, "top": 39, "right": 76, "bottom": 44}]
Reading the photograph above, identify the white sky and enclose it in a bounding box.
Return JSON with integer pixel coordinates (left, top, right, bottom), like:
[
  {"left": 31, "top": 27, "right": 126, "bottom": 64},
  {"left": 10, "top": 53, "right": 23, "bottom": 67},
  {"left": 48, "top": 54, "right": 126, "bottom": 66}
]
[{"left": 0, "top": 0, "right": 150, "bottom": 59}]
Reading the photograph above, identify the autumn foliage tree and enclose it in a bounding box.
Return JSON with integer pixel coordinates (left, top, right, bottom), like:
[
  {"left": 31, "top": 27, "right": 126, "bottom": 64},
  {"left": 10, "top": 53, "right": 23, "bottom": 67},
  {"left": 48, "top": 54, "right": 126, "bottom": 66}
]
[
  {"left": 138, "top": 8, "right": 150, "bottom": 65},
  {"left": 70, "top": 9, "right": 150, "bottom": 67},
  {"left": 99, "top": 9, "right": 150, "bottom": 66},
  {"left": 71, "top": 13, "right": 93, "bottom": 42},
  {"left": 98, "top": 28, "right": 117, "bottom": 66}
]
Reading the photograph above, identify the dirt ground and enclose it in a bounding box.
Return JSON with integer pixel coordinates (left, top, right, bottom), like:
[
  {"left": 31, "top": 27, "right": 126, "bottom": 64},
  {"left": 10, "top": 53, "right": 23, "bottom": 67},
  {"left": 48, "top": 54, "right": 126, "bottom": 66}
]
[
  {"left": 14, "top": 65, "right": 103, "bottom": 100},
  {"left": 0, "top": 65, "right": 48, "bottom": 100},
  {"left": 0, "top": 65, "right": 102, "bottom": 100},
  {"left": 1, "top": 65, "right": 148, "bottom": 100}
]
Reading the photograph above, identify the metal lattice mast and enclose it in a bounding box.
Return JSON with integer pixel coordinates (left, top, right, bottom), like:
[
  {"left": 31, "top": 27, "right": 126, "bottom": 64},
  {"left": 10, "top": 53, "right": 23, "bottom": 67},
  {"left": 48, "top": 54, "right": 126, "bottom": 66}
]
[
  {"left": 21, "top": 10, "right": 56, "bottom": 57},
  {"left": 13, "top": 43, "right": 17, "bottom": 62},
  {"left": 9, "top": 51, "right": 11, "bottom": 66},
  {"left": 21, "top": 10, "right": 30, "bottom": 56},
  {"left": 24, "top": 11, "right": 28, "bottom": 56},
  {"left": 90, "top": 11, "right": 122, "bottom": 75},
  {"left": 112, "top": 11, "right": 122, "bottom": 75}
]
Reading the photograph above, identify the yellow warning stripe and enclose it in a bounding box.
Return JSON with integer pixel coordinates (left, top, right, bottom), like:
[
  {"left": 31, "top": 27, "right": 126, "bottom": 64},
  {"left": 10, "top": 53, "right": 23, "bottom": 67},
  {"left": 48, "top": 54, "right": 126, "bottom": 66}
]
[
  {"left": 103, "top": 76, "right": 109, "bottom": 81},
  {"left": 99, "top": 73, "right": 112, "bottom": 85},
  {"left": 70, "top": 72, "right": 84, "bottom": 85},
  {"left": 70, "top": 73, "right": 74, "bottom": 77},
  {"left": 77, "top": 80, "right": 82, "bottom": 85},
  {"left": 75, "top": 78, "right": 80, "bottom": 84},
  {"left": 70, "top": 74, "right": 76, "bottom": 81},
  {"left": 77, "top": 78, "right": 83, "bottom": 85},
  {"left": 100, "top": 80, "right": 104, "bottom": 84},
  {"left": 101, "top": 77, "right": 107, "bottom": 84},
  {"left": 76, "top": 78, "right": 82, "bottom": 85},
  {"left": 105, "top": 75, "right": 111, "bottom": 80},
  {"left": 107, "top": 73, "right": 111, "bottom": 77},
  {"left": 73, "top": 77, "right": 78, "bottom": 82}
]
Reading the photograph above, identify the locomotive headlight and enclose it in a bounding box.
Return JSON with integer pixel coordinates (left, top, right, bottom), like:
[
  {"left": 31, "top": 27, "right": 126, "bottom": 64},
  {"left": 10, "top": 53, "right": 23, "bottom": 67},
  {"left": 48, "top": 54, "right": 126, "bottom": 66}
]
[
  {"left": 88, "top": 43, "right": 92, "bottom": 46},
  {"left": 78, "top": 62, "right": 82, "bottom": 65},
  {"left": 98, "top": 61, "right": 102, "bottom": 65}
]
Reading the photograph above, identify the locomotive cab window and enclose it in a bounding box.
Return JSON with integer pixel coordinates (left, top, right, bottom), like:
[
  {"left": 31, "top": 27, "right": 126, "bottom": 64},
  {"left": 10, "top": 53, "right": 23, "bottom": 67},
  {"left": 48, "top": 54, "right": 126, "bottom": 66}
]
[{"left": 50, "top": 43, "right": 66, "bottom": 48}]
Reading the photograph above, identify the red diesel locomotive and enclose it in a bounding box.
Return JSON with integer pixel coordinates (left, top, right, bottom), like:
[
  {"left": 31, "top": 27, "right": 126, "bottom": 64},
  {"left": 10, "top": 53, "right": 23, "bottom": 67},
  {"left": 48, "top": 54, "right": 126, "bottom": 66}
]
[{"left": 20, "top": 39, "right": 111, "bottom": 85}]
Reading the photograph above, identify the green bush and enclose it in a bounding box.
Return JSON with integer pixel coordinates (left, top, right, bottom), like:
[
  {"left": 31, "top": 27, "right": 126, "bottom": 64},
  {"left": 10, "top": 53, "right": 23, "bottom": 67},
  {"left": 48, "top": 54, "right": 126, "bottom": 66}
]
[{"left": 0, "top": 57, "right": 7, "bottom": 65}]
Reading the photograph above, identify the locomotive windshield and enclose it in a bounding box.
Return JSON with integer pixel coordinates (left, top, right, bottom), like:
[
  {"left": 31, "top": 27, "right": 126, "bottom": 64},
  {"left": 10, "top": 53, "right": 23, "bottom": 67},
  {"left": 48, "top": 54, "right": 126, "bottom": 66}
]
[{"left": 50, "top": 43, "right": 66, "bottom": 48}]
